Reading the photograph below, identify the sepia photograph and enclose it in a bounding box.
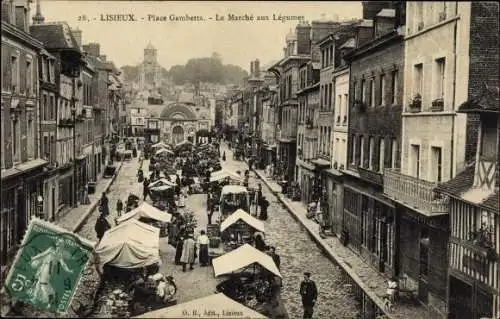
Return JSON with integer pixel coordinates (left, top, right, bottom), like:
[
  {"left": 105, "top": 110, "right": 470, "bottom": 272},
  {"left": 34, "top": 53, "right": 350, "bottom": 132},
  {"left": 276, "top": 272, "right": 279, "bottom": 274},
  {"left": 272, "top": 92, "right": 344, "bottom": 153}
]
[{"left": 0, "top": 1, "right": 499, "bottom": 318}]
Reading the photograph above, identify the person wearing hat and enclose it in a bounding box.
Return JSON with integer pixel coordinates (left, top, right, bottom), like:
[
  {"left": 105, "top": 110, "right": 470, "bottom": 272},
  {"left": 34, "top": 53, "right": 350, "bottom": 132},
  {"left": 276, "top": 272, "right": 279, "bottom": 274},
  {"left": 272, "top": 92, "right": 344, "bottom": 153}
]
[{"left": 299, "top": 272, "right": 318, "bottom": 319}]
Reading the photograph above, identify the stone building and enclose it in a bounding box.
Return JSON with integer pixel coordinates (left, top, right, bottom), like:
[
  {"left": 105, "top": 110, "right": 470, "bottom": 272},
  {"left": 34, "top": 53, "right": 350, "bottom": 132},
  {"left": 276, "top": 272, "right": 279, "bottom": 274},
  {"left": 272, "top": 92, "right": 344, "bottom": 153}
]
[
  {"left": 139, "top": 43, "right": 162, "bottom": 91},
  {"left": 344, "top": 6, "right": 405, "bottom": 283},
  {"left": 31, "top": 20, "right": 85, "bottom": 213},
  {"left": 37, "top": 47, "right": 59, "bottom": 221},
  {"left": 154, "top": 103, "right": 211, "bottom": 145},
  {"left": 296, "top": 61, "right": 320, "bottom": 204},
  {"left": 1, "top": 0, "right": 46, "bottom": 271},
  {"left": 438, "top": 3, "right": 498, "bottom": 318},
  {"left": 382, "top": 2, "right": 498, "bottom": 317}
]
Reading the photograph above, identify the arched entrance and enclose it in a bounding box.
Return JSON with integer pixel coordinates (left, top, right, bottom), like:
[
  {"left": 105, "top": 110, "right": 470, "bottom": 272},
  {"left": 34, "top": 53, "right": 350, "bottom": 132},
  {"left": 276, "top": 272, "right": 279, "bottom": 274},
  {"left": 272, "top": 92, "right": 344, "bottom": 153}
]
[{"left": 172, "top": 125, "right": 184, "bottom": 145}]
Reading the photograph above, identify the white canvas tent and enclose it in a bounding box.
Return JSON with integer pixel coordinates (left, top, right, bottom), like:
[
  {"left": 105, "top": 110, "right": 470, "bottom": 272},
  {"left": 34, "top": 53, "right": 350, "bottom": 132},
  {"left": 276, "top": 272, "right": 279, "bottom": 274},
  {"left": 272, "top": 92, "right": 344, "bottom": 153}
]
[
  {"left": 149, "top": 184, "right": 172, "bottom": 192},
  {"left": 220, "top": 185, "right": 248, "bottom": 196},
  {"left": 116, "top": 202, "right": 172, "bottom": 225},
  {"left": 135, "top": 293, "right": 268, "bottom": 318},
  {"left": 220, "top": 209, "right": 265, "bottom": 233},
  {"left": 175, "top": 140, "right": 193, "bottom": 147},
  {"left": 212, "top": 244, "right": 281, "bottom": 278},
  {"left": 155, "top": 148, "right": 174, "bottom": 156},
  {"left": 210, "top": 169, "right": 241, "bottom": 182},
  {"left": 151, "top": 142, "right": 171, "bottom": 149},
  {"left": 149, "top": 178, "right": 176, "bottom": 188},
  {"left": 96, "top": 220, "right": 160, "bottom": 269}
]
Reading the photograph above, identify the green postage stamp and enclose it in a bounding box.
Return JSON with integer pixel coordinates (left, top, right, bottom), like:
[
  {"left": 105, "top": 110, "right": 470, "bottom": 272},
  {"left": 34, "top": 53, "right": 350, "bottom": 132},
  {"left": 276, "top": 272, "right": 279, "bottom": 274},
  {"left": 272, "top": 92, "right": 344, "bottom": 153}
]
[{"left": 3, "top": 218, "right": 96, "bottom": 314}]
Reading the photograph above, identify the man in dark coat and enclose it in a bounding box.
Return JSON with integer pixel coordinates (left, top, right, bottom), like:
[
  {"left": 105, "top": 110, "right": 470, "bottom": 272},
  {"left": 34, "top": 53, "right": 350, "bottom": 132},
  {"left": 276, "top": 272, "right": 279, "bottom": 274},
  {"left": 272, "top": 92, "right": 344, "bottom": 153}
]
[
  {"left": 143, "top": 178, "right": 150, "bottom": 200},
  {"left": 269, "top": 246, "right": 281, "bottom": 270},
  {"left": 259, "top": 196, "right": 270, "bottom": 221},
  {"left": 299, "top": 272, "right": 318, "bottom": 319},
  {"left": 95, "top": 214, "right": 111, "bottom": 241},
  {"left": 100, "top": 192, "right": 109, "bottom": 217}
]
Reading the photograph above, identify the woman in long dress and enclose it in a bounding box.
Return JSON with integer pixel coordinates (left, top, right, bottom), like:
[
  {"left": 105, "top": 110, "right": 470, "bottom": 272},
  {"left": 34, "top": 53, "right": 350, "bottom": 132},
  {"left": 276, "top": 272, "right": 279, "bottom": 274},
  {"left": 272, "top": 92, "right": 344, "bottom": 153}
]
[
  {"left": 29, "top": 237, "right": 74, "bottom": 309},
  {"left": 180, "top": 234, "right": 196, "bottom": 272},
  {"left": 197, "top": 230, "right": 210, "bottom": 267}
]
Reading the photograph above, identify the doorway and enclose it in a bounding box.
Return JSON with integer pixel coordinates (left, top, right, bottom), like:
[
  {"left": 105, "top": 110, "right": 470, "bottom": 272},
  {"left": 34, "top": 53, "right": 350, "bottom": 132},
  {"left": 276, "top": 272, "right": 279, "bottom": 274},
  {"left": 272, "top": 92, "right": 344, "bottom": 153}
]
[{"left": 172, "top": 125, "right": 184, "bottom": 145}]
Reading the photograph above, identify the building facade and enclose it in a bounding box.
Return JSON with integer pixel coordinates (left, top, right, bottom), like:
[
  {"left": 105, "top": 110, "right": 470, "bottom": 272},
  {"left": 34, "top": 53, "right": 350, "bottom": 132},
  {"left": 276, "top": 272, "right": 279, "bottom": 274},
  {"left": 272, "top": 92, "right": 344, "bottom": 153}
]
[
  {"left": 382, "top": 2, "right": 498, "bottom": 316},
  {"left": 38, "top": 48, "right": 58, "bottom": 221},
  {"left": 345, "top": 8, "right": 404, "bottom": 280},
  {"left": 1, "top": 0, "right": 46, "bottom": 273}
]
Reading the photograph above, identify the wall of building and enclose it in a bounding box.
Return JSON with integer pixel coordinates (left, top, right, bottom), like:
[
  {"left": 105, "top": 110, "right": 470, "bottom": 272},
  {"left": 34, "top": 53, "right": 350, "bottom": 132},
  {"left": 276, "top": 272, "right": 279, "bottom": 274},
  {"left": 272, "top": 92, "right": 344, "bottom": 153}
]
[
  {"left": 348, "top": 36, "right": 404, "bottom": 172},
  {"left": 333, "top": 69, "right": 350, "bottom": 169}
]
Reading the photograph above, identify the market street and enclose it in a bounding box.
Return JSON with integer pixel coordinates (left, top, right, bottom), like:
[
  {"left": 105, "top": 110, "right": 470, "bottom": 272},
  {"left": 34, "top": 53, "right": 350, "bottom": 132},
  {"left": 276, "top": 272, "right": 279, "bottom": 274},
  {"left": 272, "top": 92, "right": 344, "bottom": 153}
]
[
  {"left": 80, "top": 147, "right": 360, "bottom": 318},
  {"left": 218, "top": 144, "right": 360, "bottom": 319}
]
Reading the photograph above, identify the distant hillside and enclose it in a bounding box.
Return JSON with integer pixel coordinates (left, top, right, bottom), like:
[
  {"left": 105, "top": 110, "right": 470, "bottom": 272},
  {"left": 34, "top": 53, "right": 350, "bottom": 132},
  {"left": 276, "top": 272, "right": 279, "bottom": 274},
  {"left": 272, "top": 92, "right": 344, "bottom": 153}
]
[
  {"left": 121, "top": 52, "right": 248, "bottom": 86},
  {"left": 167, "top": 53, "right": 248, "bottom": 86}
]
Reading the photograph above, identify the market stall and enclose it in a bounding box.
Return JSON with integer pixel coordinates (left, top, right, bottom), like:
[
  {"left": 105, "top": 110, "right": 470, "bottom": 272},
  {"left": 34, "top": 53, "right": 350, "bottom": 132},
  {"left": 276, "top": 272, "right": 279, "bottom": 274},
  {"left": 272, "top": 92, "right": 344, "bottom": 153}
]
[
  {"left": 151, "top": 142, "right": 172, "bottom": 150},
  {"left": 208, "top": 209, "right": 265, "bottom": 260},
  {"left": 116, "top": 202, "right": 172, "bottom": 232},
  {"left": 210, "top": 169, "right": 241, "bottom": 183},
  {"left": 218, "top": 185, "right": 250, "bottom": 219},
  {"left": 135, "top": 293, "right": 267, "bottom": 319},
  {"left": 155, "top": 148, "right": 174, "bottom": 157},
  {"left": 212, "top": 245, "right": 283, "bottom": 314},
  {"left": 96, "top": 219, "right": 161, "bottom": 269}
]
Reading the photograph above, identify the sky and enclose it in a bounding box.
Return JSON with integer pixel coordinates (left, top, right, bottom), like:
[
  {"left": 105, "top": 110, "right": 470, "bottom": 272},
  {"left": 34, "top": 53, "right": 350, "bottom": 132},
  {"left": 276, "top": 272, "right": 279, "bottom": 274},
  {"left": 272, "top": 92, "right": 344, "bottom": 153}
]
[{"left": 34, "top": 1, "right": 362, "bottom": 72}]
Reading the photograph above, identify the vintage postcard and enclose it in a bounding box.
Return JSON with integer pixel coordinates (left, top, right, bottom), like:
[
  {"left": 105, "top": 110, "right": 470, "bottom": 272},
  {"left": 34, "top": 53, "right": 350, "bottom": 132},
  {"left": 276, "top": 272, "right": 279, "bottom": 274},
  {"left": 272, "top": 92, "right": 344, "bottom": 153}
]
[{"left": 1, "top": 1, "right": 499, "bottom": 319}]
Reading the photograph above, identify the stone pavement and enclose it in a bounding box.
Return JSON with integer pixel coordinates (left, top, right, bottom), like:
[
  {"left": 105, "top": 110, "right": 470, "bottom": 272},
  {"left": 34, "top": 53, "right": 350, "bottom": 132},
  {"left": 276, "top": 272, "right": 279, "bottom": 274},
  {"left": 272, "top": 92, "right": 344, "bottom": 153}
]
[
  {"left": 56, "top": 161, "right": 124, "bottom": 233},
  {"left": 252, "top": 167, "right": 429, "bottom": 319},
  {"left": 221, "top": 147, "right": 359, "bottom": 319}
]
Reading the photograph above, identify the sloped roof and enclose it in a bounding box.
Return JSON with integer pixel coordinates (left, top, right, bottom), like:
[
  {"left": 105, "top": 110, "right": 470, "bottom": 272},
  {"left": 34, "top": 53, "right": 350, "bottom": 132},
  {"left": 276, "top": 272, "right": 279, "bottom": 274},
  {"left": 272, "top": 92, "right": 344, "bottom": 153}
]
[
  {"left": 377, "top": 9, "right": 396, "bottom": 18},
  {"left": 458, "top": 84, "right": 500, "bottom": 113},
  {"left": 160, "top": 103, "right": 197, "bottom": 120},
  {"left": 436, "top": 165, "right": 499, "bottom": 213},
  {"left": 30, "top": 22, "right": 81, "bottom": 51}
]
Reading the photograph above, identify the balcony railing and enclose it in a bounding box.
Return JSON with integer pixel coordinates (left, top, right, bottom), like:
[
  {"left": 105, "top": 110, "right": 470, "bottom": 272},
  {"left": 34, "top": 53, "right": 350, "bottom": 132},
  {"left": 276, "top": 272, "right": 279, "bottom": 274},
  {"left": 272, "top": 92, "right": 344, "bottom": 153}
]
[{"left": 383, "top": 168, "right": 449, "bottom": 214}]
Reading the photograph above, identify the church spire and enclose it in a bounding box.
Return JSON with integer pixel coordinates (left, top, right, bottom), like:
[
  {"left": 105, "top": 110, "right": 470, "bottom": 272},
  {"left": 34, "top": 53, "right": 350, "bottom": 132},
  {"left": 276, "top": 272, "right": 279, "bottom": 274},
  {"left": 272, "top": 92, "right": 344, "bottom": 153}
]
[{"left": 32, "top": 0, "right": 45, "bottom": 24}]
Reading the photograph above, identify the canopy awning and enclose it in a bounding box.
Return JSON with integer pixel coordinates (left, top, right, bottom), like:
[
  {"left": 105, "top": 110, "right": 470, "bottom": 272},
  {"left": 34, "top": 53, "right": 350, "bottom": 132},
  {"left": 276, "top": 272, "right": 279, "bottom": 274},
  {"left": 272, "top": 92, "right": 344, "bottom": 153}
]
[
  {"left": 149, "top": 184, "right": 173, "bottom": 192},
  {"left": 134, "top": 293, "right": 268, "bottom": 318},
  {"left": 175, "top": 140, "right": 194, "bottom": 147},
  {"left": 95, "top": 220, "right": 160, "bottom": 268},
  {"left": 155, "top": 148, "right": 174, "bottom": 155},
  {"left": 311, "top": 158, "right": 331, "bottom": 168},
  {"left": 152, "top": 142, "right": 171, "bottom": 149},
  {"left": 116, "top": 202, "right": 172, "bottom": 224},
  {"left": 212, "top": 244, "right": 281, "bottom": 278},
  {"left": 210, "top": 170, "right": 242, "bottom": 182},
  {"left": 149, "top": 178, "right": 177, "bottom": 188},
  {"left": 221, "top": 185, "right": 248, "bottom": 196},
  {"left": 220, "top": 209, "right": 265, "bottom": 233}
]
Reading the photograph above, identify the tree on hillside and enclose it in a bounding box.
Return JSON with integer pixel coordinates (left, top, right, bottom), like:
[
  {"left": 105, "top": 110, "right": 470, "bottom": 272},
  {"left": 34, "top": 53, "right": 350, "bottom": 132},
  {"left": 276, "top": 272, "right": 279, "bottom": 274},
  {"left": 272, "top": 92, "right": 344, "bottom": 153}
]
[{"left": 165, "top": 53, "right": 248, "bottom": 85}]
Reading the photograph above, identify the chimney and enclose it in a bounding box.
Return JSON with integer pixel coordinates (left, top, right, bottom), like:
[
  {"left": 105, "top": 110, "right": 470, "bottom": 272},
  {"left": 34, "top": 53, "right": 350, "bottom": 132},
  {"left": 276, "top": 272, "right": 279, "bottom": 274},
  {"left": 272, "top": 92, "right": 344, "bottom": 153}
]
[
  {"left": 254, "top": 59, "right": 260, "bottom": 78},
  {"left": 296, "top": 22, "right": 312, "bottom": 55},
  {"left": 32, "top": 0, "right": 45, "bottom": 24},
  {"left": 310, "top": 20, "right": 341, "bottom": 62},
  {"left": 100, "top": 55, "right": 107, "bottom": 62},
  {"left": 356, "top": 20, "right": 375, "bottom": 47},
  {"left": 72, "top": 28, "right": 82, "bottom": 48},
  {"left": 83, "top": 42, "right": 100, "bottom": 57},
  {"left": 250, "top": 61, "right": 254, "bottom": 76},
  {"left": 374, "top": 9, "right": 396, "bottom": 37},
  {"left": 362, "top": 1, "right": 394, "bottom": 20}
]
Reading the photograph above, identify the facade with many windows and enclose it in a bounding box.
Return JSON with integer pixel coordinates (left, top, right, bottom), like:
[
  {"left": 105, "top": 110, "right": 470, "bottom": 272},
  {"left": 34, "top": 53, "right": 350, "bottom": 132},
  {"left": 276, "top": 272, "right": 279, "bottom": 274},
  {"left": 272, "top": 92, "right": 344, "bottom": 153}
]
[
  {"left": 1, "top": 0, "right": 46, "bottom": 275},
  {"left": 345, "top": 9, "right": 404, "bottom": 278}
]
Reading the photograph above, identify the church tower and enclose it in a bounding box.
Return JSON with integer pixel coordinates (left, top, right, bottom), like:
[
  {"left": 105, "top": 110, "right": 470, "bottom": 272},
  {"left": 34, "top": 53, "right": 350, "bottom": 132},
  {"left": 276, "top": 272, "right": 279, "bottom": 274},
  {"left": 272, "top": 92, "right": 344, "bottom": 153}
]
[{"left": 139, "top": 42, "right": 160, "bottom": 91}]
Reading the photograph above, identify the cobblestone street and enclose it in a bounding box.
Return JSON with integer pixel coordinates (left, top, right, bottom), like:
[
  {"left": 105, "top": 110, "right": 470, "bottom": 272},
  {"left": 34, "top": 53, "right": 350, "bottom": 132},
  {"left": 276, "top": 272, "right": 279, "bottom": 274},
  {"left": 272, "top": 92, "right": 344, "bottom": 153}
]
[{"left": 220, "top": 145, "right": 360, "bottom": 319}]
